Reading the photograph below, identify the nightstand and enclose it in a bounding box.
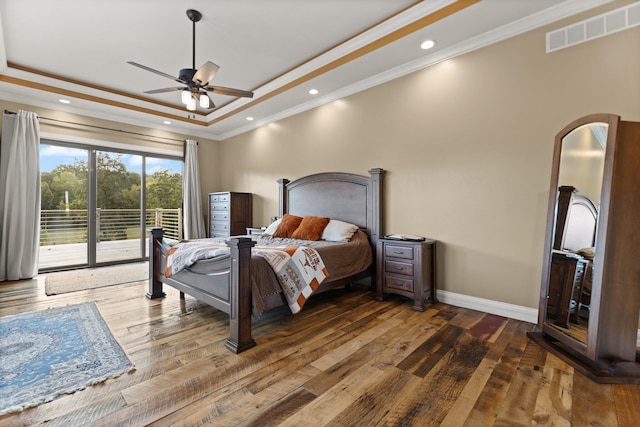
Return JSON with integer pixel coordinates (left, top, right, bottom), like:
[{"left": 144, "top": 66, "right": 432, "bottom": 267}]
[{"left": 376, "top": 238, "right": 438, "bottom": 311}]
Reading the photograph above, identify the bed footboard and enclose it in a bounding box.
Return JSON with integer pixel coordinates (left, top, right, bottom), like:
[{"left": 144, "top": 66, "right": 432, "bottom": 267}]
[
  {"left": 147, "top": 228, "right": 167, "bottom": 299},
  {"left": 147, "top": 228, "right": 257, "bottom": 353}
]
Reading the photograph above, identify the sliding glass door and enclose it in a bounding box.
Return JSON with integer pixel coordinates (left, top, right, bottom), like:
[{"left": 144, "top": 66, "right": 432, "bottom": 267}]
[
  {"left": 39, "top": 141, "right": 182, "bottom": 271},
  {"left": 39, "top": 143, "right": 90, "bottom": 269},
  {"left": 95, "top": 151, "right": 143, "bottom": 263}
]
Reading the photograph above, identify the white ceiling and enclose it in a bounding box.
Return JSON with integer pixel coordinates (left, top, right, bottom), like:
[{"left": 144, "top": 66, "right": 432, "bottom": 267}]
[{"left": 0, "top": 0, "right": 613, "bottom": 141}]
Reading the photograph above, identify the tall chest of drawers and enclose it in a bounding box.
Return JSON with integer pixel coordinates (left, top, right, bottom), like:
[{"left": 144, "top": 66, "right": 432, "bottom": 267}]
[
  {"left": 376, "top": 238, "right": 437, "bottom": 311},
  {"left": 208, "top": 192, "right": 253, "bottom": 238}
]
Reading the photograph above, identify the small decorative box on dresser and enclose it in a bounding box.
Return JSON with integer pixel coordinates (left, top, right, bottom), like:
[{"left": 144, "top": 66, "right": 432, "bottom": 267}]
[
  {"left": 208, "top": 192, "right": 252, "bottom": 238},
  {"left": 376, "top": 238, "right": 438, "bottom": 311}
]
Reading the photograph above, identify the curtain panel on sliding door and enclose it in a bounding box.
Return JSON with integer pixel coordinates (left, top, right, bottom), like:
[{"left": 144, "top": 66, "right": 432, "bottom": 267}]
[
  {"left": 183, "top": 139, "right": 205, "bottom": 240},
  {"left": 0, "top": 110, "right": 41, "bottom": 281}
]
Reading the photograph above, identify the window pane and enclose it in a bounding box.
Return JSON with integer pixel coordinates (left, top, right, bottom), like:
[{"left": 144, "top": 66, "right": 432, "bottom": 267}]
[
  {"left": 39, "top": 143, "right": 89, "bottom": 269},
  {"left": 96, "top": 151, "right": 142, "bottom": 263},
  {"left": 146, "top": 157, "right": 183, "bottom": 242}
]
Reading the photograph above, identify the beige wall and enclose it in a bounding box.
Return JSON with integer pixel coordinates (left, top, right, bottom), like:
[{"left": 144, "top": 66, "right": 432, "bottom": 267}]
[
  {"left": 0, "top": 100, "right": 221, "bottom": 219},
  {"left": 218, "top": 7, "right": 640, "bottom": 309}
]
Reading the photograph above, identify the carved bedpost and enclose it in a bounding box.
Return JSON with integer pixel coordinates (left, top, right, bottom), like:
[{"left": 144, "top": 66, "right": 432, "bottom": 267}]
[
  {"left": 553, "top": 185, "right": 577, "bottom": 250},
  {"left": 147, "top": 228, "right": 166, "bottom": 299},
  {"left": 277, "top": 178, "right": 290, "bottom": 218},
  {"left": 368, "top": 168, "right": 385, "bottom": 245},
  {"left": 225, "top": 237, "right": 257, "bottom": 353}
]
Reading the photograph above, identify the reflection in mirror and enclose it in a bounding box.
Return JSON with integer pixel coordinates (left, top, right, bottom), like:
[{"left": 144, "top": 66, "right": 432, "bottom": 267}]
[
  {"left": 544, "top": 123, "right": 607, "bottom": 346},
  {"left": 558, "top": 123, "right": 607, "bottom": 204}
]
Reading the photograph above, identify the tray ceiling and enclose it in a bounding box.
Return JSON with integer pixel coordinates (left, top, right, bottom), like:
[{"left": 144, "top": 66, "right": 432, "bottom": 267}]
[{"left": 0, "top": 0, "right": 613, "bottom": 140}]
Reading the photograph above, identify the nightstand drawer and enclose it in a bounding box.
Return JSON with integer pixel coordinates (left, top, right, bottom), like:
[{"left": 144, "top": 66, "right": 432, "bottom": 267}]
[
  {"left": 385, "top": 274, "right": 414, "bottom": 292},
  {"left": 385, "top": 245, "right": 414, "bottom": 260},
  {"left": 385, "top": 260, "right": 413, "bottom": 276}
]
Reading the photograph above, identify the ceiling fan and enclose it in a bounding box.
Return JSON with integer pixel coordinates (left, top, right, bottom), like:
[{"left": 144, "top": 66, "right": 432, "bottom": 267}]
[{"left": 128, "top": 9, "right": 254, "bottom": 111}]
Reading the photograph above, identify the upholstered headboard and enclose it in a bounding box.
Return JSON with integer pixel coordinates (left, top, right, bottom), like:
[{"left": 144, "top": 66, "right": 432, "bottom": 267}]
[{"left": 277, "top": 168, "right": 385, "bottom": 243}]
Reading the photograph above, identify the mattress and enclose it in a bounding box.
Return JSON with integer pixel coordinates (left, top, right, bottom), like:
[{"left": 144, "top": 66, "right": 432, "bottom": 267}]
[{"left": 160, "top": 229, "right": 372, "bottom": 317}]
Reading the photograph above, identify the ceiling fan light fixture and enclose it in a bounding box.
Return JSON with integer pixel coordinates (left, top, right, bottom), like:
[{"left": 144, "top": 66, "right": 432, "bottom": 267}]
[
  {"left": 199, "top": 93, "right": 210, "bottom": 108},
  {"left": 186, "top": 96, "right": 197, "bottom": 111},
  {"left": 129, "top": 9, "right": 253, "bottom": 109},
  {"left": 181, "top": 90, "right": 192, "bottom": 104}
]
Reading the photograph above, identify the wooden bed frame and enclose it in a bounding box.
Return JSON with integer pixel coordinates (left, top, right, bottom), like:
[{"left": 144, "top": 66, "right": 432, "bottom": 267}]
[{"left": 147, "top": 168, "right": 385, "bottom": 353}]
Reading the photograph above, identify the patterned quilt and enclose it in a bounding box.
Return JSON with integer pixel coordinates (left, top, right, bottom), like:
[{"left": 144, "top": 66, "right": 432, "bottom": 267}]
[
  {"left": 164, "top": 240, "right": 328, "bottom": 313},
  {"left": 253, "top": 245, "right": 328, "bottom": 313}
]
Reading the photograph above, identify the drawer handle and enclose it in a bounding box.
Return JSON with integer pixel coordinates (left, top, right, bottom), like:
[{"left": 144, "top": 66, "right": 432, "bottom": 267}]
[
  {"left": 394, "top": 266, "right": 404, "bottom": 270},
  {"left": 393, "top": 251, "right": 404, "bottom": 255},
  {"left": 394, "top": 281, "right": 404, "bottom": 287}
]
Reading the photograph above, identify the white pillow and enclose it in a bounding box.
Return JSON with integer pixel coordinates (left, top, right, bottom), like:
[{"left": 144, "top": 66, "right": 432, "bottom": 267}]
[
  {"left": 322, "top": 220, "right": 359, "bottom": 242},
  {"left": 263, "top": 218, "right": 282, "bottom": 235}
]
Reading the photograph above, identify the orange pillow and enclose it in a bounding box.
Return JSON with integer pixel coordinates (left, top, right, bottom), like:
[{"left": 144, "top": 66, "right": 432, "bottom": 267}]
[
  {"left": 291, "top": 216, "right": 331, "bottom": 241},
  {"left": 272, "top": 214, "right": 303, "bottom": 238}
]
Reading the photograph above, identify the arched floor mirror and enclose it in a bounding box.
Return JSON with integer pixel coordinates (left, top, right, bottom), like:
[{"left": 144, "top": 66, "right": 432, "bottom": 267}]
[{"left": 528, "top": 113, "right": 640, "bottom": 384}]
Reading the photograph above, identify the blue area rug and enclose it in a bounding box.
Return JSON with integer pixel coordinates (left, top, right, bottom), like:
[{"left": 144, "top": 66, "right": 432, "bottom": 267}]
[{"left": 0, "top": 302, "right": 134, "bottom": 415}]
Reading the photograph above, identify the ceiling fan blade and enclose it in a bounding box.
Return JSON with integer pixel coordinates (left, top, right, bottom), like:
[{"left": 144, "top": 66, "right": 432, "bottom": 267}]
[
  {"left": 205, "top": 85, "right": 254, "bottom": 98},
  {"left": 192, "top": 61, "right": 220, "bottom": 85},
  {"left": 143, "top": 87, "right": 184, "bottom": 94},
  {"left": 127, "top": 61, "right": 186, "bottom": 84}
]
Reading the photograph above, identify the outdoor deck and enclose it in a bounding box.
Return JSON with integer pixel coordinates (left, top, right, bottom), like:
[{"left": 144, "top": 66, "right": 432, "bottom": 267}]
[{"left": 39, "top": 239, "right": 147, "bottom": 270}]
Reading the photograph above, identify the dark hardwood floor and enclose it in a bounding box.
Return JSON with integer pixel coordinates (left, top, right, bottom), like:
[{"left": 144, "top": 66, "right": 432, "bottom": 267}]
[{"left": 1, "top": 274, "right": 639, "bottom": 426}]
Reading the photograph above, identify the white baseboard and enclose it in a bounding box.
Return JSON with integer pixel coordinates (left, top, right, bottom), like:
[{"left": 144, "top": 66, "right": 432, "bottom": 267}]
[
  {"left": 436, "top": 290, "right": 539, "bottom": 324},
  {"left": 436, "top": 290, "right": 640, "bottom": 348}
]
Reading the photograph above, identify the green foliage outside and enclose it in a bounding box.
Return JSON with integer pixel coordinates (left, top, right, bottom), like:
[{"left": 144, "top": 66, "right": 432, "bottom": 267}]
[
  {"left": 41, "top": 152, "right": 182, "bottom": 210},
  {"left": 41, "top": 152, "right": 182, "bottom": 243}
]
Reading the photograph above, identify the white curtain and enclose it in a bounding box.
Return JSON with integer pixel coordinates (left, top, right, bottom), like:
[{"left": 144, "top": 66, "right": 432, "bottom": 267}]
[
  {"left": 182, "top": 139, "right": 205, "bottom": 240},
  {"left": 0, "top": 110, "right": 41, "bottom": 281}
]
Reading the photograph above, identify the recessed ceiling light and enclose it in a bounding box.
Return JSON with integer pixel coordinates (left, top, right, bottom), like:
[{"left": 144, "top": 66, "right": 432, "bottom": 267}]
[
  {"left": 246, "top": 117, "right": 254, "bottom": 121},
  {"left": 309, "top": 89, "right": 319, "bottom": 95},
  {"left": 58, "top": 99, "right": 71, "bottom": 104},
  {"left": 420, "top": 39, "right": 436, "bottom": 50},
  {"left": 163, "top": 120, "right": 171, "bottom": 125}
]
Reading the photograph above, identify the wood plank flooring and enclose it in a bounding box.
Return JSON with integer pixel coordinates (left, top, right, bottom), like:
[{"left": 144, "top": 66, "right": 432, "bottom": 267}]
[{"left": 1, "top": 275, "right": 639, "bottom": 426}]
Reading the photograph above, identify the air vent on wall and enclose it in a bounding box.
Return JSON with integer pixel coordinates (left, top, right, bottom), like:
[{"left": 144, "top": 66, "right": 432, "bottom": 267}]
[{"left": 547, "top": 1, "right": 640, "bottom": 53}]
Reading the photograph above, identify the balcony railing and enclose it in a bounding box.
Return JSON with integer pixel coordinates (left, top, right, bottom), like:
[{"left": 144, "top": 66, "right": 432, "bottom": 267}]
[{"left": 40, "top": 208, "right": 182, "bottom": 246}]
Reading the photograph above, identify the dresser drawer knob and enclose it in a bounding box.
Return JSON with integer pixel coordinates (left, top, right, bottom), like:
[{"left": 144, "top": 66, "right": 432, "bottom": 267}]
[
  {"left": 394, "top": 266, "right": 403, "bottom": 270},
  {"left": 393, "top": 250, "right": 404, "bottom": 255}
]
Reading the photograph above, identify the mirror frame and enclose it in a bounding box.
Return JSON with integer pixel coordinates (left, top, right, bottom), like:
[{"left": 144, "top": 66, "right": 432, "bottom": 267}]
[{"left": 537, "top": 113, "right": 619, "bottom": 357}]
